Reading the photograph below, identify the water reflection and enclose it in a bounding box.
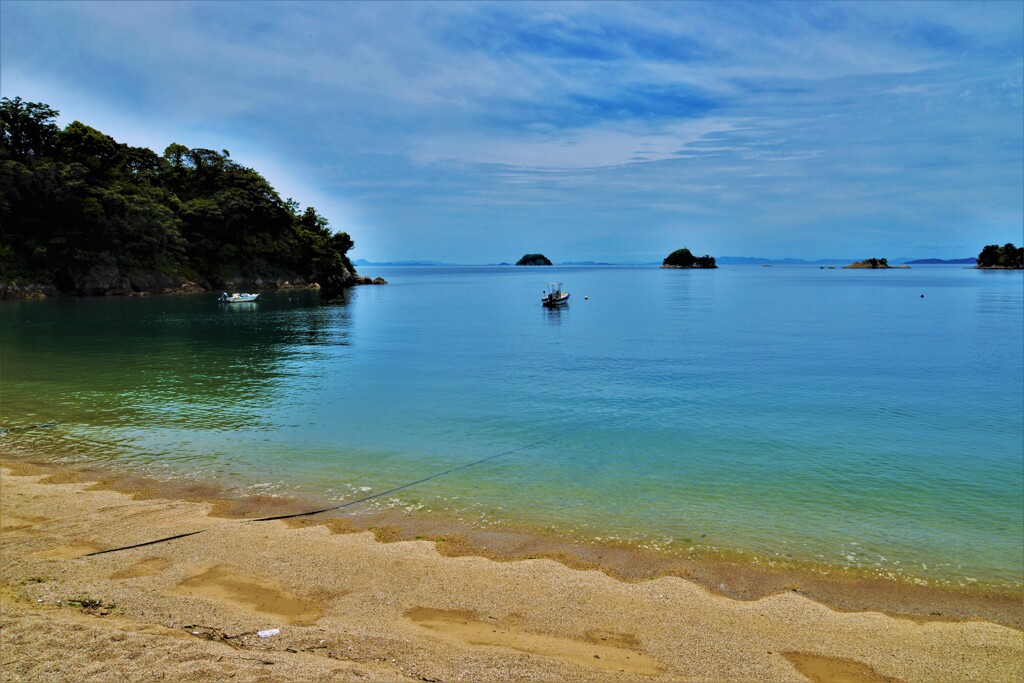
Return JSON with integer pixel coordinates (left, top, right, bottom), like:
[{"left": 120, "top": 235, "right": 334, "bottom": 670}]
[
  {"left": 542, "top": 304, "right": 568, "bottom": 324},
  {"left": 0, "top": 290, "right": 355, "bottom": 435},
  {"left": 217, "top": 301, "right": 258, "bottom": 311}
]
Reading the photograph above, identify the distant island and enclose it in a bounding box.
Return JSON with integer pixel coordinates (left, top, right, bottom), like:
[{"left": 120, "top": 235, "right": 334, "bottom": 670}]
[
  {"left": 977, "top": 243, "right": 1023, "bottom": 269},
  {"left": 661, "top": 248, "right": 717, "bottom": 269},
  {"left": 0, "top": 97, "right": 369, "bottom": 299},
  {"left": 516, "top": 254, "right": 553, "bottom": 266},
  {"left": 843, "top": 258, "right": 909, "bottom": 269}
]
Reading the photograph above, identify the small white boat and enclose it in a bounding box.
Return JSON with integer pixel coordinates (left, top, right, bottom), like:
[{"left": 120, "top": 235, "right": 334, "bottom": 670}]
[
  {"left": 541, "top": 282, "right": 570, "bottom": 307},
  {"left": 218, "top": 292, "right": 259, "bottom": 303}
]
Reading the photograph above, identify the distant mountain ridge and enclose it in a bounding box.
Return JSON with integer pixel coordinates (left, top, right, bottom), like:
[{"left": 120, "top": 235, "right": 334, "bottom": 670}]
[
  {"left": 353, "top": 259, "right": 457, "bottom": 266},
  {"left": 719, "top": 256, "right": 975, "bottom": 265},
  {"left": 903, "top": 258, "right": 976, "bottom": 265},
  {"left": 357, "top": 259, "right": 614, "bottom": 266},
  {"left": 717, "top": 256, "right": 856, "bottom": 265}
]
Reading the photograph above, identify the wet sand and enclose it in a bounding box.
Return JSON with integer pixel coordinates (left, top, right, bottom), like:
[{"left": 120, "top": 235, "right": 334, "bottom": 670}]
[{"left": 2, "top": 464, "right": 1022, "bottom": 682}]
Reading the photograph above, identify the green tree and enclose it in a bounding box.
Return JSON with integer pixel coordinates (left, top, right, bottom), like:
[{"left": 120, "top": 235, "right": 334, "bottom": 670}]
[
  {"left": 977, "top": 245, "right": 1000, "bottom": 267},
  {"left": 977, "top": 243, "right": 1023, "bottom": 268},
  {"left": 57, "top": 121, "right": 123, "bottom": 179},
  {"left": 664, "top": 248, "right": 696, "bottom": 267},
  {"left": 1001, "top": 243, "right": 1023, "bottom": 268},
  {"left": 0, "top": 97, "right": 60, "bottom": 160}
]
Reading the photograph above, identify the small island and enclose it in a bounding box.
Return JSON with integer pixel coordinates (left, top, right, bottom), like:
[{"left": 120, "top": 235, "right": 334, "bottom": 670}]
[
  {"left": 843, "top": 258, "right": 908, "bottom": 269},
  {"left": 516, "top": 253, "right": 553, "bottom": 266},
  {"left": 661, "top": 248, "right": 717, "bottom": 269},
  {"left": 977, "top": 243, "right": 1023, "bottom": 269}
]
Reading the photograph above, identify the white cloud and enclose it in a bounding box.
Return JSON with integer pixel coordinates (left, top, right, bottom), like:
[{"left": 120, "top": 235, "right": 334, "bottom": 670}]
[{"left": 410, "top": 118, "right": 742, "bottom": 170}]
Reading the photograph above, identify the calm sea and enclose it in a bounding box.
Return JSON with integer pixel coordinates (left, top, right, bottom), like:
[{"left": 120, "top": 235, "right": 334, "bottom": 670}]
[{"left": 2, "top": 265, "right": 1022, "bottom": 589}]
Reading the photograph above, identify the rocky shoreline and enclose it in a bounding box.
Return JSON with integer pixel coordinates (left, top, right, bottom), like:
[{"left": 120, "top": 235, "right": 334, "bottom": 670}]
[
  {"left": 1, "top": 266, "right": 386, "bottom": 300},
  {"left": 660, "top": 264, "right": 717, "bottom": 269}
]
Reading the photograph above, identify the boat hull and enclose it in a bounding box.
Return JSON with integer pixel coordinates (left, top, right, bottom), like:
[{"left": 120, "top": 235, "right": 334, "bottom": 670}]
[
  {"left": 218, "top": 293, "right": 260, "bottom": 303},
  {"left": 542, "top": 293, "right": 570, "bottom": 307}
]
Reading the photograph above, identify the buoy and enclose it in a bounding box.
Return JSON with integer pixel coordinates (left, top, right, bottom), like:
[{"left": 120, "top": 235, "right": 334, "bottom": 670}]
[
  {"left": 920, "top": 294, "right": 924, "bottom": 298},
  {"left": 584, "top": 296, "right": 589, "bottom": 300}
]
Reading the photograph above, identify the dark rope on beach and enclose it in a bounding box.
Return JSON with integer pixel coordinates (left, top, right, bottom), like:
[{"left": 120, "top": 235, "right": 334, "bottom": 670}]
[
  {"left": 82, "top": 530, "right": 208, "bottom": 557},
  {"left": 82, "top": 437, "right": 551, "bottom": 557}
]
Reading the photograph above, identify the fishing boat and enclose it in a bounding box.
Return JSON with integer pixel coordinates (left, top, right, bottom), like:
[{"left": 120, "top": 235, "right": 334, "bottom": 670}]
[
  {"left": 541, "top": 282, "right": 570, "bottom": 307},
  {"left": 218, "top": 292, "right": 259, "bottom": 303}
]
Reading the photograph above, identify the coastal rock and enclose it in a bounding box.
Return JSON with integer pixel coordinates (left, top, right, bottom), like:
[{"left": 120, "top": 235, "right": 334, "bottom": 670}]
[
  {"left": 3, "top": 269, "right": 337, "bottom": 299},
  {"left": 74, "top": 263, "right": 133, "bottom": 296},
  {"left": 0, "top": 282, "right": 59, "bottom": 300},
  {"left": 216, "top": 276, "right": 316, "bottom": 291},
  {"left": 128, "top": 271, "right": 206, "bottom": 294},
  {"left": 843, "top": 258, "right": 888, "bottom": 269},
  {"left": 348, "top": 275, "right": 388, "bottom": 285}
]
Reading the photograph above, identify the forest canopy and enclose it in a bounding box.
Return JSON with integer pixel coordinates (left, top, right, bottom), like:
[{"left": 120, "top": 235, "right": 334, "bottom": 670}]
[{"left": 0, "top": 97, "right": 357, "bottom": 292}]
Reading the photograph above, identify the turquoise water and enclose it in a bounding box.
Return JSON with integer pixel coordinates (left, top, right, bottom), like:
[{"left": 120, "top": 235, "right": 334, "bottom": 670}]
[{"left": 1, "top": 265, "right": 1022, "bottom": 588}]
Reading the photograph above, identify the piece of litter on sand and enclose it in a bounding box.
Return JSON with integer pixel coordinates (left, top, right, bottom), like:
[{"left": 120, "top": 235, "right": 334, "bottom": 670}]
[{"left": 257, "top": 629, "right": 281, "bottom": 638}]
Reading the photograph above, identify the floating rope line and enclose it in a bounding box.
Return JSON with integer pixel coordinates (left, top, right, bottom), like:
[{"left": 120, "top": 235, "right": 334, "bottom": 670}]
[
  {"left": 82, "top": 437, "right": 551, "bottom": 557},
  {"left": 245, "top": 437, "right": 552, "bottom": 523},
  {"left": 0, "top": 422, "right": 58, "bottom": 436}
]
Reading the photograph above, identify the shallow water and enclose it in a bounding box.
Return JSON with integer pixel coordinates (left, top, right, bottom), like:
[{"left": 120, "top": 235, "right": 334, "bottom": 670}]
[{"left": 2, "top": 265, "right": 1022, "bottom": 589}]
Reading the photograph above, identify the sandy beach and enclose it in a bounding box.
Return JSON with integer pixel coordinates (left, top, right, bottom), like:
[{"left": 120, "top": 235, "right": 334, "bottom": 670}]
[{"left": 1, "top": 464, "right": 1021, "bottom": 682}]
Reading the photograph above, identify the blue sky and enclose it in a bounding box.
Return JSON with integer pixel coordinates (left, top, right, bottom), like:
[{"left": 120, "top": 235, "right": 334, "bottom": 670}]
[{"left": 2, "top": 1, "right": 1021, "bottom": 263}]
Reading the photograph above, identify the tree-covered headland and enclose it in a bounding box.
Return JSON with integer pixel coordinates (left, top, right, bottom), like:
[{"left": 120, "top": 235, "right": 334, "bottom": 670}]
[
  {"left": 661, "top": 248, "right": 717, "bottom": 268},
  {"left": 516, "top": 253, "right": 552, "bottom": 266},
  {"left": 0, "top": 97, "right": 366, "bottom": 297},
  {"left": 977, "top": 243, "right": 1023, "bottom": 269}
]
